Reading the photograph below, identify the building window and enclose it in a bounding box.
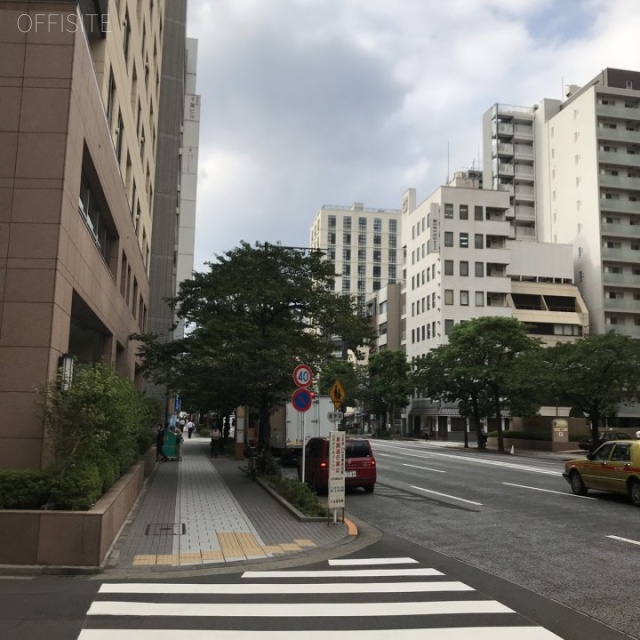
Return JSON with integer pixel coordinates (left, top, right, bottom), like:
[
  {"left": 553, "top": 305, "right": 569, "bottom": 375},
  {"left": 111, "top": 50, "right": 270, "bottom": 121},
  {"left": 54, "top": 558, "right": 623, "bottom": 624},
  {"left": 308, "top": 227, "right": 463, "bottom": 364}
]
[
  {"left": 343, "top": 233, "right": 351, "bottom": 244},
  {"left": 343, "top": 216, "right": 351, "bottom": 230},
  {"left": 460, "top": 261, "right": 469, "bottom": 276},
  {"left": 474, "top": 233, "right": 484, "bottom": 249},
  {"left": 358, "top": 248, "right": 366, "bottom": 262},
  {"left": 373, "top": 265, "right": 381, "bottom": 278},
  {"left": 328, "top": 215, "right": 336, "bottom": 228},
  {"left": 460, "top": 204, "right": 469, "bottom": 220},
  {"left": 389, "top": 235, "right": 397, "bottom": 249},
  {"left": 373, "top": 233, "right": 382, "bottom": 246},
  {"left": 328, "top": 232, "right": 336, "bottom": 245},
  {"left": 389, "top": 249, "right": 396, "bottom": 263},
  {"left": 373, "top": 280, "right": 381, "bottom": 291},
  {"left": 389, "top": 265, "right": 396, "bottom": 281},
  {"left": 374, "top": 218, "right": 382, "bottom": 232},
  {"left": 373, "top": 250, "right": 381, "bottom": 262},
  {"left": 389, "top": 219, "right": 397, "bottom": 233},
  {"left": 444, "top": 289, "right": 454, "bottom": 305},
  {"left": 444, "top": 319, "right": 454, "bottom": 335},
  {"left": 358, "top": 217, "right": 367, "bottom": 231},
  {"left": 474, "top": 206, "right": 483, "bottom": 221},
  {"left": 358, "top": 233, "right": 366, "bottom": 246},
  {"left": 342, "top": 277, "right": 350, "bottom": 292},
  {"left": 444, "top": 203, "right": 454, "bottom": 218},
  {"left": 475, "top": 261, "right": 484, "bottom": 277},
  {"left": 343, "top": 248, "right": 351, "bottom": 261},
  {"left": 444, "top": 232, "right": 454, "bottom": 247},
  {"left": 358, "top": 264, "right": 366, "bottom": 276},
  {"left": 444, "top": 260, "right": 454, "bottom": 275},
  {"left": 459, "top": 233, "right": 469, "bottom": 248},
  {"left": 460, "top": 290, "right": 469, "bottom": 306},
  {"left": 475, "top": 291, "right": 485, "bottom": 307},
  {"left": 78, "top": 170, "right": 114, "bottom": 265}
]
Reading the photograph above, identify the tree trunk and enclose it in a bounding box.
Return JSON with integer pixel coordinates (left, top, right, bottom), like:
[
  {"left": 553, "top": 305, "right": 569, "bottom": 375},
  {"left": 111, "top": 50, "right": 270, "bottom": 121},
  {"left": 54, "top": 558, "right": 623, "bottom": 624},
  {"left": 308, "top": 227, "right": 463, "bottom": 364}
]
[{"left": 494, "top": 393, "right": 504, "bottom": 453}]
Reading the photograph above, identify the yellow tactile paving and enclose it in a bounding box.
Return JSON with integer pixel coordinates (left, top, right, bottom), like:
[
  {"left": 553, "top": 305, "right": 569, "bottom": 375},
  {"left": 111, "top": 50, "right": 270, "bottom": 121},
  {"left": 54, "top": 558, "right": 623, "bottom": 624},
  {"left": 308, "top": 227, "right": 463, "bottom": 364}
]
[
  {"left": 293, "top": 539, "right": 317, "bottom": 548},
  {"left": 201, "top": 550, "right": 225, "bottom": 562},
  {"left": 218, "top": 532, "right": 247, "bottom": 560},
  {"left": 155, "top": 554, "right": 180, "bottom": 565},
  {"left": 179, "top": 553, "right": 202, "bottom": 565},
  {"left": 132, "top": 555, "right": 157, "bottom": 566},
  {"left": 279, "top": 543, "right": 303, "bottom": 552},
  {"left": 236, "top": 532, "right": 267, "bottom": 557},
  {"left": 262, "top": 545, "right": 286, "bottom": 555}
]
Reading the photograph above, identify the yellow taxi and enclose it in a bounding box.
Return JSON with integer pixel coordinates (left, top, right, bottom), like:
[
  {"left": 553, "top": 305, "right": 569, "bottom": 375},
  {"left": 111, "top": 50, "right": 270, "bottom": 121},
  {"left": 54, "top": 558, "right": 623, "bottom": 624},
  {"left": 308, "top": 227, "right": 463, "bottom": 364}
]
[{"left": 564, "top": 440, "right": 640, "bottom": 506}]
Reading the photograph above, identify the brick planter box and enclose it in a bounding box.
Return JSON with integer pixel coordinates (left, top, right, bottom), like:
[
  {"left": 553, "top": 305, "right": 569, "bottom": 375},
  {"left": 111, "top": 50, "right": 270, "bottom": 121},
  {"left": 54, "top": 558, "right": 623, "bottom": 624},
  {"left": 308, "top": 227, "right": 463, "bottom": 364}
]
[
  {"left": 0, "top": 449, "right": 155, "bottom": 569},
  {"left": 487, "top": 437, "right": 578, "bottom": 453}
]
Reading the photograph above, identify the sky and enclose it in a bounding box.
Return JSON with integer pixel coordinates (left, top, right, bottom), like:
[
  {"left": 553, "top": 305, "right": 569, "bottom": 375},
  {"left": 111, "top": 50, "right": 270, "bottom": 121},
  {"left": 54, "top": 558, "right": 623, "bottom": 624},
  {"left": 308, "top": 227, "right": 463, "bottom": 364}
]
[{"left": 185, "top": 0, "right": 640, "bottom": 271}]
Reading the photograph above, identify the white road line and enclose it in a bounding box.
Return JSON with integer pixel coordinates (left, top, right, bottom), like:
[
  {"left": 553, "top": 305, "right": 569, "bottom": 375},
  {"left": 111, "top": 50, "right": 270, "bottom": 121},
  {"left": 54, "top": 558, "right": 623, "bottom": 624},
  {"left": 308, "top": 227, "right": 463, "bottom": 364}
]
[
  {"left": 329, "top": 557, "right": 418, "bottom": 565},
  {"left": 503, "top": 482, "right": 596, "bottom": 500},
  {"left": 100, "top": 581, "right": 472, "bottom": 594},
  {"left": 403, "top": 463, "right": 446, "bottom": 473},
  {"left": 88, "top": 600, "right": 513, "bottom": 618},
  {"left": 78, "top": 627, "right": 564, "bottom": 640},
  {"left": 242, "top": 567, "right": 442, "bottom": 578},
  {"left": 607, "top": 535, "right": 640, "bottom": 547},
  {"left": 411, "top": 485, "right": 483, "bottom": 506},
  {"left": 374, "top": 443, "right": 562, "bottom": 476}
]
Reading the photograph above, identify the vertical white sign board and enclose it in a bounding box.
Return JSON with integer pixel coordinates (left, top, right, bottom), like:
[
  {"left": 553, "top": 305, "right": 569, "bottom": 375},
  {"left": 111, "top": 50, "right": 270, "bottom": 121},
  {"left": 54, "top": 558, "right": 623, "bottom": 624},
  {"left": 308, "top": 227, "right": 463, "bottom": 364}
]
[{"left": 328, "top": 430, "right": 345, "bottom": 518}]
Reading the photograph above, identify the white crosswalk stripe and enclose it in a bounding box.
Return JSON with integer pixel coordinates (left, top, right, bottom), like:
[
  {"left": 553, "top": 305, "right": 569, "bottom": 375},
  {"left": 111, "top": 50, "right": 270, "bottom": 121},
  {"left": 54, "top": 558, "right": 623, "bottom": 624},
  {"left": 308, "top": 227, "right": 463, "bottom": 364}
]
[{"left": 77, "top": 556, "right": 565, "bottom": 639}]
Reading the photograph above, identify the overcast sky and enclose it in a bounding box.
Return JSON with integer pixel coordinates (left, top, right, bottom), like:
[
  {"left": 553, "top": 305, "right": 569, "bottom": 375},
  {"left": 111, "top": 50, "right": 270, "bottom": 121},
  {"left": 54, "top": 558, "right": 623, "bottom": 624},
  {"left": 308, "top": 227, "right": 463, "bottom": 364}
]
[{"left": 185, "top": 0, "right": 640, "bottom": 270}]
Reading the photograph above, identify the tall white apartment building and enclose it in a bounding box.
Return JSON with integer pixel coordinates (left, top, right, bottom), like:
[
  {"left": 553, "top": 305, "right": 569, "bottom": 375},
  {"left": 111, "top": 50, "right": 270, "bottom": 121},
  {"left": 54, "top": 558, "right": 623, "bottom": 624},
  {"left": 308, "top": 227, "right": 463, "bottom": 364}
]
[
  {"left": 543, "top": 68, "right": 640, "bottom": 337},
  {"left": 309, "top": 203, "right": 402, "bottom": 310}
]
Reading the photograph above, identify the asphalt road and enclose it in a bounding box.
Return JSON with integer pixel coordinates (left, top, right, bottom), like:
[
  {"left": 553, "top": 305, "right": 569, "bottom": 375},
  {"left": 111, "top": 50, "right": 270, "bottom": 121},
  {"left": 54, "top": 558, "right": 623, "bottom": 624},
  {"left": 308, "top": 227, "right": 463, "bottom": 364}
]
[{"left": 343, "top": 439, "right": 640, "bottom": 640}]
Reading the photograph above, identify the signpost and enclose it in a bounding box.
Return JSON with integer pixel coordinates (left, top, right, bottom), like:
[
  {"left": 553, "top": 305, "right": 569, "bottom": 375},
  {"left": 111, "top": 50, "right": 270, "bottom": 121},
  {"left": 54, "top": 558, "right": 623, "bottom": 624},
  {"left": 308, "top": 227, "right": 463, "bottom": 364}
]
[
  {"left": 328, "top": 430, "right": 346, "bottom": 523},
  {"left": 292, "top": 364, "right": 313, "bottom": 487},
  {"left": 329, "top": 378, "right": 345, "bottom": 410}
]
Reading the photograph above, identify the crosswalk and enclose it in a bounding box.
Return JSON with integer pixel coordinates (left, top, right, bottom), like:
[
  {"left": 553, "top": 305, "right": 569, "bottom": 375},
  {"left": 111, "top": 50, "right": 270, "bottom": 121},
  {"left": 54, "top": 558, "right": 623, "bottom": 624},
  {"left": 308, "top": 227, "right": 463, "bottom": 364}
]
[{"left": 77, "top": 557, "right": 564, "bottom": 639}]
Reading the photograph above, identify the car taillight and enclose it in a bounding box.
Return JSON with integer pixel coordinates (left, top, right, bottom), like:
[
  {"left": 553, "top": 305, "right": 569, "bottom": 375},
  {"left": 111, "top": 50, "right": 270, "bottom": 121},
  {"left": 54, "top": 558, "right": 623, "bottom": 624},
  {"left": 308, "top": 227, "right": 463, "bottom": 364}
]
[{"left": 320, "top": 461, "right": 327, "bottom": 468}]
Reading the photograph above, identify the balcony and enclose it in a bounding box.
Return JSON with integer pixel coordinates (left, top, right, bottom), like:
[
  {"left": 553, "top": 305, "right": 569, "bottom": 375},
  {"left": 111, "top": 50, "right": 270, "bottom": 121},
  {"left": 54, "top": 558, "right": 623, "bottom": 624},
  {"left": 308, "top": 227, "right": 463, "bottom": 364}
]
[
  {"left": 497, "top": 123, "right": 514, "bottom": 136},
  {"left": 495, "top": 142, "right": 514, "bottom": 156},
  {"left": 514, "top": 165, "right": 534, "bottom": 181},
  {"left": 598, "top": 150, "right": 640, "bottom": 169},
  {"left": 599, "top": 198, "right": 640, "bottom": 215},
  {"left": 602, "top": 272, "right": 640, "bottom": 287},
  {"left": 513, "top": 124, "right": 533, "bottom": 139},
  {"left": 513, "top": 144, "right": 534, "bottom": 159},
  {"left": 601, "top": 247, "right": 640, "bottom": 262},
  {"left": 497, "top": 163, "right": 514, "bottom": 176},
  {"left": 514, "top": 185, "right": 535, "bottom": 200},
  {"left": 601, "top": 223, "right": 640, "bottom": 238},
  {"left": 600, "top": 174, "right": 640, "bottom": 192},
  {"left": 603, "top": 298, "right": 640, "bottom": 312},
  {"left": 514, "top": 205, "right": 535, "bottom": 220},
  {"left": 596, "top": 103, "right": 640, "bottom": 122},
  {"left": 597, "top": 126, "right": 640, "bottom": 146},
  {"left": 514, "top": 225, "right": 536, "bottom": 239}
]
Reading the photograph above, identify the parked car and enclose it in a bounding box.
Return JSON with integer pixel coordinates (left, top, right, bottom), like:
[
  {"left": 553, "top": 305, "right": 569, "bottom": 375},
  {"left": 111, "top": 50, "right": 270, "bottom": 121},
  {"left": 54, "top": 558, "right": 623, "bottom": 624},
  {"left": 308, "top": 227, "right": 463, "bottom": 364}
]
[
  {"left": 563, "top": 439, "right": 640, "bottom": 506},
  {"left": 577, "top": 431, "right": 630, "bottom": 451},
  {"left": 299, "top": 436, "right": 376, "bottom": 494}
]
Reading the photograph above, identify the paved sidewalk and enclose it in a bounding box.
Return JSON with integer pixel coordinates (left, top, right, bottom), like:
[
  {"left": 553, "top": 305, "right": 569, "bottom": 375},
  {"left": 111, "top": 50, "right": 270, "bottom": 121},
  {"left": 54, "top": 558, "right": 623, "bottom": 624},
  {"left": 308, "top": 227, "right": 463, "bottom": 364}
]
[{"left": 109, "top": 436, "right": 350, "bottom": 570}]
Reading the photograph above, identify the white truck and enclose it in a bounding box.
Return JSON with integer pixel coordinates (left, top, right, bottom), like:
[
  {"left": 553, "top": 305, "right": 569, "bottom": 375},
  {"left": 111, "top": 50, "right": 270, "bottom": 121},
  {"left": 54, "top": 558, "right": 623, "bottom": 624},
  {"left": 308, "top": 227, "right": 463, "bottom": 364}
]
[{"left": 270, "top": 395, "right": 336, "bottom": 463}]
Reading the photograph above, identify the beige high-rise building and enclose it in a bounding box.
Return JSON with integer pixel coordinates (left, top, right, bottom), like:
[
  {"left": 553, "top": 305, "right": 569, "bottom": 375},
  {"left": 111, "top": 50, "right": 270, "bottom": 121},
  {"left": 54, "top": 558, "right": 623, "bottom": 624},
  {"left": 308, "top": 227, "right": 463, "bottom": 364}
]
[{"left": 0, "top": 1, "right": 166, "bottom": 469}]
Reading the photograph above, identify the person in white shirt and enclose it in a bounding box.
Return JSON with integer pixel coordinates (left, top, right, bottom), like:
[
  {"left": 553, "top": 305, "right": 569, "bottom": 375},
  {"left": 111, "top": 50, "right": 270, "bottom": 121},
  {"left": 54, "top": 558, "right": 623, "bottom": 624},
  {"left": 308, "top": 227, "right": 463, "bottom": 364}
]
[{"left": 186, "top": 418, "right": 195, "bottom": 439}]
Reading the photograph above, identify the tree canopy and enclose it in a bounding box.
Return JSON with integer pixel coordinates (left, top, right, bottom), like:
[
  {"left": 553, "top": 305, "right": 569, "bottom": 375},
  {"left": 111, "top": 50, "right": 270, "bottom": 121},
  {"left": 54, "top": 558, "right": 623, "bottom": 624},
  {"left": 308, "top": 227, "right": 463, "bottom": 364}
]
[
  {"left": 133, "top": 242, "right": 375, "bottom": 444},
  {"left": 543, "top": 332, "right": 640, "bottom": 448},
  {"left": 368, "top": 350, "right": 412, "bottom": 431},
  {"left": 413, "top": 316, "right": 543, "bottom": 451}
]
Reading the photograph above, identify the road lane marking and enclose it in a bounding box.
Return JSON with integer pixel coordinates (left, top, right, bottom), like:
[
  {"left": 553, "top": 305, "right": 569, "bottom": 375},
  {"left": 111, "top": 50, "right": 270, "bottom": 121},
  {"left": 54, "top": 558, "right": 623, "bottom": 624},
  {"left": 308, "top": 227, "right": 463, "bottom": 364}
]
[
  {"left": 242, "top": 567, "right": 442, "bottom": 578},
  {"left": 78, "top": 627, "right": 564, "bottom": 639},
  {"left": 329, "top": 557, "right": 418, "bottom": 565},
  {"left": 403, "top": 463, "right": 446, "bottom": 473},
  {"left": 503, "top": 482, "right": 596, "bottom": 500},
  {"left": 374, "top": 443, "right": 562, "bottom": 476},
  {"left": 411, "top": 485, "right": 483, "bottom": 506},
  {"left": 88, "top": 600, "right": 513, "bottom": 618},
  {"left": 100, "top": 581, "right": 473, "bottom": 594},
  {"left": 607, "top": 535, "right": 640, "bottom": 547}
]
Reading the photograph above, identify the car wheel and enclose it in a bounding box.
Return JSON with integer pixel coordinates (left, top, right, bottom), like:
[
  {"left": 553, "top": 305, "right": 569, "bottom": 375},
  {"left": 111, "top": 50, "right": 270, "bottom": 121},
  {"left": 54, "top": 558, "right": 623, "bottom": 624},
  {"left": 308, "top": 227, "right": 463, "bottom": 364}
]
[
  {"left": 569, "top": 470, "right": 588, "bottom": 496},
  {"left": 363, "top": 485, "right": 374, "bottom": 494},
  {"left": 629, "top": 479, "right": 640, "bottom": 507}
]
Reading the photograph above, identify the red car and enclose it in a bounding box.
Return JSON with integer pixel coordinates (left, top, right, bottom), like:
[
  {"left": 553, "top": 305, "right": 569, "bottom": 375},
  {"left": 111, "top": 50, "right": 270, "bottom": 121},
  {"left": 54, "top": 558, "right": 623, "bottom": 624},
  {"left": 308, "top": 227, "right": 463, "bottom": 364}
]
[{"left": 299, "top": 436, "right": 376, "bottom": 494}]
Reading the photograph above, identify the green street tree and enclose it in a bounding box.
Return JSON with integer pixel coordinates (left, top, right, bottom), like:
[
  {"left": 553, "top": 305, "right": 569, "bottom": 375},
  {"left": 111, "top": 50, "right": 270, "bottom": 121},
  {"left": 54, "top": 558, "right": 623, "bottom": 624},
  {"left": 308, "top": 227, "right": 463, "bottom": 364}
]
[
  {"left": 318, "top": 359, "right": 358, "bottom": 408},
  {"left": 413, "top": 317, "right": 543, "bottom": 452},
  {"left": 544, "top": 332, "right": 640, "bottom": 449},
  {"left": 368, "top": 350, "right": 412, "bottom": 433},
  {"left": 133, "top": 242, "right": 375, "bottom": 447}
]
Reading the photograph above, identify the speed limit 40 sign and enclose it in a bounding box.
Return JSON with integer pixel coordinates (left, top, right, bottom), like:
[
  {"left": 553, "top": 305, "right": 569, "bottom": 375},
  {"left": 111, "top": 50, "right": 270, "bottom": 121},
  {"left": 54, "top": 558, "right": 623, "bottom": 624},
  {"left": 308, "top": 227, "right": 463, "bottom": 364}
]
[{"left": 293, "top": 364, "right": 313, "bottom": 388}]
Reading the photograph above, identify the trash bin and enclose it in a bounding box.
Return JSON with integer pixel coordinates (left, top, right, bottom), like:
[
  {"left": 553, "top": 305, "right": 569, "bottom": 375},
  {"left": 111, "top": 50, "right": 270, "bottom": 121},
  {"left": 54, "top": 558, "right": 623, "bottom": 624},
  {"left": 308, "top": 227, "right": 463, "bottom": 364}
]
[{"left": 164, "top": 431, "right": 180, "bottom": 459}]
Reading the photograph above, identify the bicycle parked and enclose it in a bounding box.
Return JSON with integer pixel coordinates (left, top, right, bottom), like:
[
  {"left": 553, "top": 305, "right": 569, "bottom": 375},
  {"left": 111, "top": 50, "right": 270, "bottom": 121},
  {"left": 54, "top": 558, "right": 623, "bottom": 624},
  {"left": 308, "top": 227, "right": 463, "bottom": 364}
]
[{"left": 244, "top": 442, "right": 259, "bottom": 481}]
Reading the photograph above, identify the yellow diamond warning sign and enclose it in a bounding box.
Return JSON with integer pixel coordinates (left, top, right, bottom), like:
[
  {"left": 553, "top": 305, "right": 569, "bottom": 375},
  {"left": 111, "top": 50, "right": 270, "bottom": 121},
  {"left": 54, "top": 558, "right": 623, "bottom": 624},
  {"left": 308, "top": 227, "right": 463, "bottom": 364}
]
[{"left": 329, "top": 379, "right": 345, "bottom": 409}]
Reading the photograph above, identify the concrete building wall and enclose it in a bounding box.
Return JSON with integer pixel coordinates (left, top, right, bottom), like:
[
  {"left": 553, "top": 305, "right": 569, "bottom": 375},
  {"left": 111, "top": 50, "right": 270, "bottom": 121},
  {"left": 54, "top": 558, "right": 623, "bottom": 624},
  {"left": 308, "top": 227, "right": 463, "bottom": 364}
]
[{"left": 0, "top": 1, "right": 163, "bottom": 469}]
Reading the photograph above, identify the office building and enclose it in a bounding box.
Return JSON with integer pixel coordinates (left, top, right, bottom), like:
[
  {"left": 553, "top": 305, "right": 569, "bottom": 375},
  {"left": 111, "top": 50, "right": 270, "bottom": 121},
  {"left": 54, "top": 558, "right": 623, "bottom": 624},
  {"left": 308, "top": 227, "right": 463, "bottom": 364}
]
[{"left": 0, "top": 1, "right": 166, "bottom": 468}]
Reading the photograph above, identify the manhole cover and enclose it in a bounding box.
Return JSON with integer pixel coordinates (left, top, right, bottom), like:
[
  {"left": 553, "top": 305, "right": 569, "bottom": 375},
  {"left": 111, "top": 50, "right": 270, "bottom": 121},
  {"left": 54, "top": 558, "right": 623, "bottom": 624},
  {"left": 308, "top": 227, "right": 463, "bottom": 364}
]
[{"left": 144, "top": 523, "right": 186, "bottom": 536}]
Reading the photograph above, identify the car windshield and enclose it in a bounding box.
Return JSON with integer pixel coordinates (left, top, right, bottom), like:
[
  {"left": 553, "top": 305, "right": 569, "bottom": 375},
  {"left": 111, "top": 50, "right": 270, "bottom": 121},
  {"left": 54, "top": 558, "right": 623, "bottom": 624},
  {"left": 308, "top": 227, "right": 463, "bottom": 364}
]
[{"left": 346, "top": 442, "right": 372, "bottom": 458}]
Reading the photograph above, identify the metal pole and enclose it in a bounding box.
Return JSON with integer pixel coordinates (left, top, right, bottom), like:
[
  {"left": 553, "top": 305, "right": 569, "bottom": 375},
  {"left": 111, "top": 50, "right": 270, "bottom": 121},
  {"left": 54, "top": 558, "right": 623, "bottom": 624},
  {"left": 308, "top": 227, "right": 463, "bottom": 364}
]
[{"left": 301, "top": 410, "right": 306, "bottom": 484}]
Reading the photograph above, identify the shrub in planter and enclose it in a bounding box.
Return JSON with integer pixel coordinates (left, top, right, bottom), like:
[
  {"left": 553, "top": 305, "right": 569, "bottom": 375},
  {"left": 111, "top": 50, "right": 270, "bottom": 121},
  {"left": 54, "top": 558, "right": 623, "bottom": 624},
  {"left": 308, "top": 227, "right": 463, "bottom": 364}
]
[
  {"left": 0, "top": 470, "right": 48, "bottom": 509},
  {"left": 267, "top": 476, "right": 327, "bottom": 517},
  {"left": 47, "top": 465, "right": 102, "bottom": 511}
]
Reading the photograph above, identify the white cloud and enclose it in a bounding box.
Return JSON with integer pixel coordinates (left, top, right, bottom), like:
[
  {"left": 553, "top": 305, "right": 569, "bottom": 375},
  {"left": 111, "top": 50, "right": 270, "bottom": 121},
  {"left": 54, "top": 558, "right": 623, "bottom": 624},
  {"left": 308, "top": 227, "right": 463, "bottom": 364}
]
[{"left": 186, "top": 0, "right": 640, "bottom": 269}]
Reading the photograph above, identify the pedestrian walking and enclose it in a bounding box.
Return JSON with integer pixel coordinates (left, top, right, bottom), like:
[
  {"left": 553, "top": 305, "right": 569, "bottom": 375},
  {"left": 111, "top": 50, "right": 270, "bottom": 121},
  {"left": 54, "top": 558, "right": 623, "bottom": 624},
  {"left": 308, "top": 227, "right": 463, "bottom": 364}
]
[
  {"left": 186, "top": 417, "right": 195, "bottom": 439},
  {"left": 155, "top": 424, "right": 169, "bottom": 462},
  {"left": 210, "top": 425, "right": 222, "bottom": 458}
]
